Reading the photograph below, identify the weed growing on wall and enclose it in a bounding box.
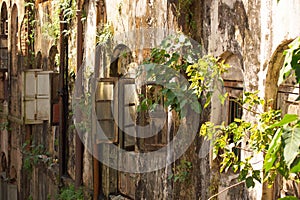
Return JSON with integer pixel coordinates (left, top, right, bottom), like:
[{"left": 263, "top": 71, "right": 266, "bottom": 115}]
[
  {"left": 42, "top": 0, "right": 77, "bottom": 42},
  {"left": 57, "top": 184, "right": 84, "bottom": 200}
]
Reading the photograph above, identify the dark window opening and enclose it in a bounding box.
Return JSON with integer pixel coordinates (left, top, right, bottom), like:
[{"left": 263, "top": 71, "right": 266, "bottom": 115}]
[
  {"left": 141, "top": 83, "right": 168, "bottom": 152},
  {"left": 225, "top": 80, "right": 243, "bottom": 164},
  {"left": 228, "top": 97, "right": 243, "bottom": 123}
]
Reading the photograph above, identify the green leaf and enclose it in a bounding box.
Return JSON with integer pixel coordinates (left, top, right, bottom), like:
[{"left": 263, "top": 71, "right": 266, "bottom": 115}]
[
  {"left": 282, "top": 127, "right": 300, "bottom": 168},
  {"left": 252, "top": 170, "right": 261, "bottom": 182},
  {"left": 264, "top": 129, "right": 282, "bottom": 172},
  {"left": 191, "top": 101, "right": 201, "bottom": 113},
  {"left": 204, "top": 92, "right": 212, "bottom": 108},
  {"left": 268, "top": 114, "right": 298, "bottom": 129},
  {"left": 290, "top": 157, "right": 300, "bottom": 173},
  {"left": 245, "top": 176, "right": 255, "bottom": 188},
  {"left": 278, "top": 196, "right": 299, "bottom": 200}
]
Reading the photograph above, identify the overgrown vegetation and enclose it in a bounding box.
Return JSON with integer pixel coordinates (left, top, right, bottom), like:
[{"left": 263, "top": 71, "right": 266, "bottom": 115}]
[
  {"left": 168, "top": 160, "right": 193, "bottom": 183},
  {"left": 140, "top": 32, "right": 300, "bottom": 198},
  {"left": 96, "top": 21, "right": 114, "bottom": 45},
  {"left": 22, "top": 141, "right": 56, "bottom": 173},
  {"left": 201, "top": 92, "right": 300, "bottom": 188},
  {"left": 201, "top": 36, "right": 300, "bottom": 198},
  {"left": 279, "top": 37, "right": 300, "bottom": 89},
  {"left": 42, "top": 0, "right": 77, "bottom": 42},
  {"left": 139, "top": 33, "right": 228, "bottom": 118},
  {"left": 57, "top": 184, "right": 84, "bottom": 200}
]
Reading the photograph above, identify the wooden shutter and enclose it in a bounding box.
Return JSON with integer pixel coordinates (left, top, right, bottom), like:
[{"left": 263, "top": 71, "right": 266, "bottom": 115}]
[
  {"left": 119, "top": 78, "right": 136, "bottom": 150},
  {"left": 7, "top": 184, "right": 17, "bottom": 200},
  {"left": 95, "top": 78, "right": 118, "bottom": 143},
  {"left": 0, "top": 70, "right": 6, "bottom": 101},
  {"left": 36, "top": 72, "right": 51, "bottom": 120},
  {"left": 23, "top": 70, "right": 37, "bottom": 123},
  {"left": 22, "top": 70, "right": 51, "bottom": 124},
  {"left": 118, "top": 78, "right": 137, "bottom": 198}
]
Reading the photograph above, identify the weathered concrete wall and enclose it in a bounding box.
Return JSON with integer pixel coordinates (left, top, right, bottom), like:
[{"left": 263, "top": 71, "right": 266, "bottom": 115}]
[
  {"left": 1, "top": 0, "right": 300, "bottom": 199},
  {"left": 204, "top": 0, "right": 300, "bottom": 199}
]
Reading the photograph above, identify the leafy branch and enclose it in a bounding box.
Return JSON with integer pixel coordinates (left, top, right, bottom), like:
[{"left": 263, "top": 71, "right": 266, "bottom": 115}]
[
  {"left": 139, "top": 32, "right": 229, "bottom": 117},
  {"left": 201, "top": 91, "right": 300, "bottom": 190},
  {"left": 21, "top": 141, "right": 56, "bottom": 173}
]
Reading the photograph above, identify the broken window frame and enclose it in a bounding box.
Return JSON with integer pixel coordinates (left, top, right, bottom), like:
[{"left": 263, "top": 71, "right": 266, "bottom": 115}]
[{"left": 139, "top": 82, "right": 168, "bottom": 152}]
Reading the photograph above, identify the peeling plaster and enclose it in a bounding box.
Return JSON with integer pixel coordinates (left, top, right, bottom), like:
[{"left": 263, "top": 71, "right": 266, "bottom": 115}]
[{"left": 135, "top": 0, "right": 147, "bottom": 17}]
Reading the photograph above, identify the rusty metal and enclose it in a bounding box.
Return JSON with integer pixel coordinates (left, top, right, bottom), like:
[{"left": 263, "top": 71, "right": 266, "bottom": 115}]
[{"left": 75, "top": 2, "right": 84, "bottom": 188}]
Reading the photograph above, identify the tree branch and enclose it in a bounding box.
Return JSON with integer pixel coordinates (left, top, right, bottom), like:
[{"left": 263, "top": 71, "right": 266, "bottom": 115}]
[{"left": 207, "top": 180, "right": 245, "bottom": 200}]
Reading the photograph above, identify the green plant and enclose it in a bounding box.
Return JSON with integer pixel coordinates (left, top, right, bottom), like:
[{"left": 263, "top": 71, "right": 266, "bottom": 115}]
[
  {"left": 42, "top": 0, "right": 76, "bottom": 42},
  {"left": 139, "top": 32, "right": 228, "bottom": 117},
  {"left": 96, "top": 22, "right": 114, "bottom": 45},
  {"left": 0, "top": 121, "right": 9, "bottom": 131},
  {"left": 168, "top": 160, "right": 193, "bottom": 183},
  {"left": 24, "top": 0, "right": 36, "bottom": 67},
  {"left": 201, "top": 91, "right": 300, "bottom": 189},
  {"left": 279, "top": 36, "right": 300, "bottom": 88},
  {"left": 22, "top": 141, "right": 53, "bottom": 172},
  {"left": 57, "top": 184, "right": 84, "bottom": 200}
]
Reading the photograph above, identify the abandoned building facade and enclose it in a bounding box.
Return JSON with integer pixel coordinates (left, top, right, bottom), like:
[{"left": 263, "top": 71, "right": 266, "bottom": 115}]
[{"left": 0, "top": 0, "right": 299, "bottom": 199}]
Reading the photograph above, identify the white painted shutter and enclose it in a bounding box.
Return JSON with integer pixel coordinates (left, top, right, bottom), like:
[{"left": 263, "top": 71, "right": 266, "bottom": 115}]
[
  {"left": 23, "top": 70, "right": 38, "bottom": 123},
  {"left": 36, "top": 72, "right": 51, "bottom": 120},
  {"left": 7, "top": 184, "right": 17, "bottom": 200},
  {"left": 23, "top": 70, "right": 51, "bottom": 124}
]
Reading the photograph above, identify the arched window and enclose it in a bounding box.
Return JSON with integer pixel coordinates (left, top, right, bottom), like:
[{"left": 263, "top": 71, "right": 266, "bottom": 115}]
[
  {"left": 35, "top": 51, "right": 42, "bottom": 69},
  {"left": 10, "top": 5, "right": 18, "bottom": 76},
  {"left": 0, "top": 152, "right": 7, "bottom": 173},
  {"left": 221, "top": 53, "right": 244, "bottom": 124},
  {"left": 0, "top": 2, "right": 8, "bottom": 69},
  {"left": 96, "top": 44, "right": 134, "bottom": 145},
  {"left": 48, "top": 46, "right": 59, "bottom": 124},
  {"left": 264, "top": 40, "right": 300, "bottom": 198},
  {"left": 95, "top": 44, "right": 137, "bottom": 198},
  {"left": 48, "top": 46, "right": 58, "bottom": 71},
  {"left": 9, "top": 5, "right": 21, "bottom": 118},
  {"left": 0, "top": 3, "right": 8, "bottom": 103}
]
